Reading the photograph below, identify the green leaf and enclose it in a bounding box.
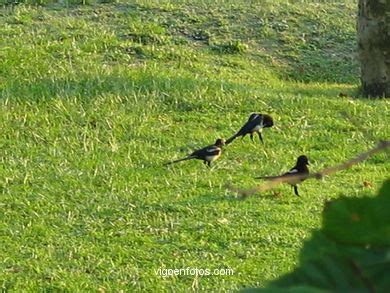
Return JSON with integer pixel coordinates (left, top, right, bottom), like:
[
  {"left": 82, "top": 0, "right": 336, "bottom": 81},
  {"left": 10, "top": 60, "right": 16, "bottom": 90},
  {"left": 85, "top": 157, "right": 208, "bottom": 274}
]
[{"left": 247, "top": 179, "right": 390, "bottom": 292}]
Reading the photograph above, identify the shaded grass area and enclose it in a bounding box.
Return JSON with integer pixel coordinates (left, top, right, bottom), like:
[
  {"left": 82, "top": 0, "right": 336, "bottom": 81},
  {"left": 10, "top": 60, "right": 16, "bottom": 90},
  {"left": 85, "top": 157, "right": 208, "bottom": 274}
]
[
  {"left": 1, "top": 0, "right": 358, "bottom": 84},
  {"left": 1, "top": 0, "right": 389, "bottom": 291}
]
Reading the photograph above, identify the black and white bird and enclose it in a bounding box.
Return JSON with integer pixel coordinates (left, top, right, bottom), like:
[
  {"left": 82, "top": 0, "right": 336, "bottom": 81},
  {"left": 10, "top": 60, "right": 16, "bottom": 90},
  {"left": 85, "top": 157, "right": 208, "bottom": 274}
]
[
  {"left": 165, "top": 138, "right": 225, "bottom": 167},
  {"left": 225, "top": 113, "right": 274, "bottom": 145},
  {"left": 255, "top": 155, "right": 310, "bottom": 196}
]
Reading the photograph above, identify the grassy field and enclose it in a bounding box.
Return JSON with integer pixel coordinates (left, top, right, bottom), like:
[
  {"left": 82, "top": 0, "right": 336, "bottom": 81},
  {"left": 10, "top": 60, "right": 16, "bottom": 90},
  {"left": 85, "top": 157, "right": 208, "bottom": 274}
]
[{"left": 1, "top": 0, "right": 389, "bottom": 291}]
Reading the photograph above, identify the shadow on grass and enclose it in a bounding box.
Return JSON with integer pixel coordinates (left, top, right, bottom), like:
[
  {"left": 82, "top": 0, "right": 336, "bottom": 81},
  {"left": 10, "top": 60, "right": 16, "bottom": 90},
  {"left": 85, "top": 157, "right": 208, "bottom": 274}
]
[
  {"left": 6, "top": 0, "right": 360, "bottom": 86},
  {"left": 267, "top": 83, "right": 358, "bottom": 99},
  {"left": 0, "top": 71, "right": 246, "bottom": 104},
  {"left": 0, "top": 70, "right": 357, "bottom": 106}
]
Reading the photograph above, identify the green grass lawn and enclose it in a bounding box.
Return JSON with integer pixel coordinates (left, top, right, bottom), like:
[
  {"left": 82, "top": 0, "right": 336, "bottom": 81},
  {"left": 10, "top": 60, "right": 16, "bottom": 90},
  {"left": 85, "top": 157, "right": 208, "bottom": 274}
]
[{"left": 1, "top": 0, "right": 389, "bottom": 291}]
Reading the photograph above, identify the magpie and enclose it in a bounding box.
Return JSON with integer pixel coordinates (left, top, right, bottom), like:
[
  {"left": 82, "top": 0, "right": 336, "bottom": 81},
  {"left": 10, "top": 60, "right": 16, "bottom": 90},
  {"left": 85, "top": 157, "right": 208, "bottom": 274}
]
[
  {"left": 165, "top": 138, "right": 225, "bottom": 167},
  {"left": 255, "top": 155, "right": 310, "bottom": 196},
  {"left": 225, "top": 113, "right": 274, "bottom": 145}
]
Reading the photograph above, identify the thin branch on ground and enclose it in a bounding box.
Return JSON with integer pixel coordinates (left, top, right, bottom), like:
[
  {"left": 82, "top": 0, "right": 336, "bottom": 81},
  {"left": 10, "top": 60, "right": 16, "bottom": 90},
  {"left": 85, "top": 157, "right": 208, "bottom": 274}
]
[{"left": 227, "top": 140, "right": 390, "bottom": 199}]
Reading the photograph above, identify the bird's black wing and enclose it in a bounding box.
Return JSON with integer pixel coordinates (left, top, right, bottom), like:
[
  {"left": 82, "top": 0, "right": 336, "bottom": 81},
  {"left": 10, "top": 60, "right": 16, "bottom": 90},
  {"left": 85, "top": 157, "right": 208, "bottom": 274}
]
[
  {"left": 165, "top": 144, "right": 211, "bottom": 165},
  {"left": 237, "top": 114, "right": 262, "bottom": 135},
  {"left": 255, "top": 168, "right": 298, "bottom": 180},
  {"left": 190, "top": 145, "right": 220, "bottom": 159},
  {"left": 226, "top": 115, "right": 262, "bottom": 144},
  {"left": 283, "top": 168, "right": 299, "bottom": 176}
]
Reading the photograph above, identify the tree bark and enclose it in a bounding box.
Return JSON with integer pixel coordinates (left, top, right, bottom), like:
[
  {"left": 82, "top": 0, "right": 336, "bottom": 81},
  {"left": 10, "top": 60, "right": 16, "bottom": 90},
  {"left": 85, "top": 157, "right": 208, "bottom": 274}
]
[{"left": 357, "top": 0, "right": 390, "bottom": 98}]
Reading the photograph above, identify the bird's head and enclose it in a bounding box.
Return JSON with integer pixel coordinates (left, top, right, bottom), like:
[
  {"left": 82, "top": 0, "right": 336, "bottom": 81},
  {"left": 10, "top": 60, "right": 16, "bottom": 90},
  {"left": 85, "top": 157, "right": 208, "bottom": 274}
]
[
  {"left": 297, "top": 155, "right": 310, "bottom": 166},
  {"left": 215, "top": 138, "right": 225, "bottom": 147},
  {"left": 262, "top": 114, "right": 274, "bottom": 128}
]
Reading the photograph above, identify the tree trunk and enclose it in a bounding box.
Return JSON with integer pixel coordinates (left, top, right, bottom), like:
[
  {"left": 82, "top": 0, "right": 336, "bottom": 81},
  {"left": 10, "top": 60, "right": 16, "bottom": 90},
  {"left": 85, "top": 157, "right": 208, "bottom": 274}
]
[{"left": 357, "top": 0, "right": 390, "bottom": 98}]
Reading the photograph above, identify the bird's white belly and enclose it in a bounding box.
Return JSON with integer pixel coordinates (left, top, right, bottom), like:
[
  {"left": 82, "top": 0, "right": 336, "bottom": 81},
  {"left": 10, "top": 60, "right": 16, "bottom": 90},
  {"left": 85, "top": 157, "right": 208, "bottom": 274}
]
[
  {"left": 205, "top": 154, "right": 220, "bottom": 162},
  {"left": 252, "top": 125, "right": 262, "bottom": 132}
]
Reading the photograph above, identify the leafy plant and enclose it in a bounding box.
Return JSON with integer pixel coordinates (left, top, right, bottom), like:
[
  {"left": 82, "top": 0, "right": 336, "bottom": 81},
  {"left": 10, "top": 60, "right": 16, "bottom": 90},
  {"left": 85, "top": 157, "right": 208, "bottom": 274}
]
[{"left": 246, "top": 179, "right": 390, "bottom": 292}]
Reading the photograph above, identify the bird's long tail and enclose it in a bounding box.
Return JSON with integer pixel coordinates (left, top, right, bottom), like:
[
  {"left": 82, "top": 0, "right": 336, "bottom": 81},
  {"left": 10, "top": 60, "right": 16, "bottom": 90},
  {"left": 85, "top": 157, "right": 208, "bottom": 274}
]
[
  {"left": 164, "top": 156, "right": 193, "bottom": 166},
  {"left": 225, "top": 133, "right": 239, "bottom": 145}
]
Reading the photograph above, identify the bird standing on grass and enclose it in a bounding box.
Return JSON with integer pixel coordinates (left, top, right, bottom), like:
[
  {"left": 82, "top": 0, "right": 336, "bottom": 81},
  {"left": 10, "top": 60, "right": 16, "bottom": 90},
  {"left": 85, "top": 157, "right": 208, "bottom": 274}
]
[
  {"left": 226, "top": 113, "right": 274, "bottom": 145},
  {"left": 165, "top": 138, "right": 225, "bottom": 167},
  {"left": 255, "top": 155, "right": 310, "bottom": 196}
]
